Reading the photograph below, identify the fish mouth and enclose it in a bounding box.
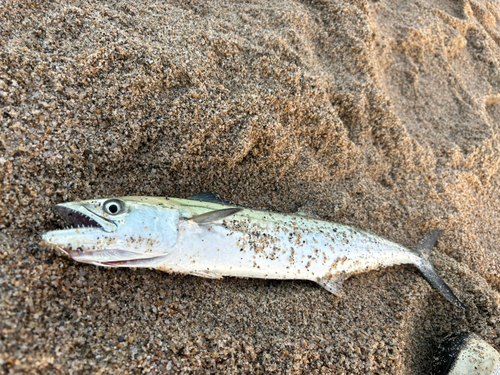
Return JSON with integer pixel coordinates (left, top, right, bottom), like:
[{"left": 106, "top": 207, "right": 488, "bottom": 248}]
[
  {"left": 55, "top": 206, "right": 102, "bottom": 229},
  {"left": 53, "top": 203, "right": 117, "bottom": 232},
  {"left": 40, "top": 238, "right": 166, "bottom": 267},
  {"left": 63, "top": 248, "right": 168, "bottom": 268}
]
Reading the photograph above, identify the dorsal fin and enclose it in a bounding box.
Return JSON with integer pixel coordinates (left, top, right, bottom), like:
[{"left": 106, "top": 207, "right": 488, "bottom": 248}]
[
  {"left": 187, "top": 192, "right": 232, "bottom": 205},
  {"left": 190, "top": 208, "right": 243, "bottom": 224}
]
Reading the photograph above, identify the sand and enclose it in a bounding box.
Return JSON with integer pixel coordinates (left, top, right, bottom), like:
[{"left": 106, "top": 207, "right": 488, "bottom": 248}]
[{"left": 1, "top": 0, "right": 499, "bottom": 373}]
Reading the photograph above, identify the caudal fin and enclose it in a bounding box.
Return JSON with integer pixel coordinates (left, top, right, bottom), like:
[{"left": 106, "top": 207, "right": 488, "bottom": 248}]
[{"left": 414, "top": 230, "right": 465, "bottom": 309}]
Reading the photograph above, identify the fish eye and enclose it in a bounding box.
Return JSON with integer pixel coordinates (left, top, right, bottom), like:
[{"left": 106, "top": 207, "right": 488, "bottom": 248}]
[{"left": 103, "top": 199, "right": 125, "bottom": 215}]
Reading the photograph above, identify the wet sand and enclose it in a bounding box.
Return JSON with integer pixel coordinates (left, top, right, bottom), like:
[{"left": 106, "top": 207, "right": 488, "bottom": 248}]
[{"left": 1, "top": 0, "right": 500, "bottom": 373}]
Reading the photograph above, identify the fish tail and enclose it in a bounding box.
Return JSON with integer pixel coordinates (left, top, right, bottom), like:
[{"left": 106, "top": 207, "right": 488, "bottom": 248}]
[{"left": 413, "top": 230, "right": 465, "bottom": 309}]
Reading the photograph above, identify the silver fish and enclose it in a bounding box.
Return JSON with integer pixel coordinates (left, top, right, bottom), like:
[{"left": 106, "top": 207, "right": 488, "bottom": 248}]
[{"left": 40, "top": 193, "right": 464, "bottom": 308}]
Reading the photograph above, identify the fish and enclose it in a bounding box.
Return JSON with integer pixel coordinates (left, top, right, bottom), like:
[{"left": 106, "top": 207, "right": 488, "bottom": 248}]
[{"left": 40, "top": 193, "right": 464, "bottom": 308}]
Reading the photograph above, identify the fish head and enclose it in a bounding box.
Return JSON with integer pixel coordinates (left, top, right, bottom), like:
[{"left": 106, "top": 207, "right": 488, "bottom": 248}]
[{"left": 41, "top": 197, "right": 179, "bottom": 266}]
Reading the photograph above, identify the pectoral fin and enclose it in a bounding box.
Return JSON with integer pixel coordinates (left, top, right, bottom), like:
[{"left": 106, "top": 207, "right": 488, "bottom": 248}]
[
  {"left": 190, "top": 208, "right": 244, "bottom": 224},
  {"left": 316, "top": 275, "right": 344, "bottom": 297}
]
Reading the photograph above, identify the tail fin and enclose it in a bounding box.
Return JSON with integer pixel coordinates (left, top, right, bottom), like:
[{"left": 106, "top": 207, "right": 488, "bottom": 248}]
[{"left": 414, "top": 230, "right": 465, "bottom": 309}]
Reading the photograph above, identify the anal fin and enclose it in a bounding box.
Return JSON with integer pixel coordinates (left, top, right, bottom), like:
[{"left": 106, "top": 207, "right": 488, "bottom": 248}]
[
  {"left": 316, "top": 275, "right": 344, "bottom": 297},
  {"left": 189, "top": 270, "right": 224, "bottom": 279}
]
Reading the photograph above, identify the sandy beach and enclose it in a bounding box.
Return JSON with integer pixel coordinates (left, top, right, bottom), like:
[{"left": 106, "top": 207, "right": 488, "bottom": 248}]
[{"left": 1, "top": 0, "right": 500, "bottom": 373}]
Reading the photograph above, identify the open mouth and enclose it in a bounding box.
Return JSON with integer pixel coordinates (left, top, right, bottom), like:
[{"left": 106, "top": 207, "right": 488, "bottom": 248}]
[
  {"left": 56, "top": 206, "right": 102, "bottom": 229},
  {"left": 51, "top": 202, "right": 117, "bottom": 232}
]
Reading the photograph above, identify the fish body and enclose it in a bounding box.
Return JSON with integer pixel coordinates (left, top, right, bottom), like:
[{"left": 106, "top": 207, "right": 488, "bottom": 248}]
[{"left": 41, "top": 195, "right": 464, "bottom": 307}]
